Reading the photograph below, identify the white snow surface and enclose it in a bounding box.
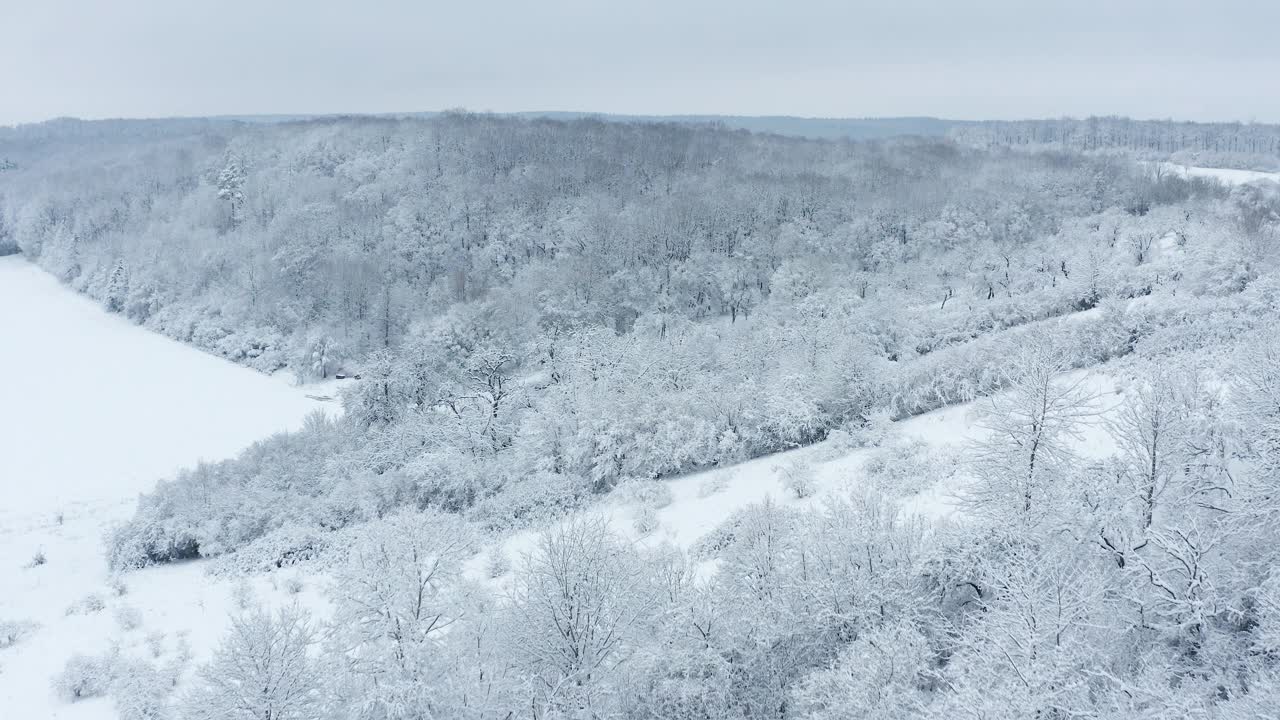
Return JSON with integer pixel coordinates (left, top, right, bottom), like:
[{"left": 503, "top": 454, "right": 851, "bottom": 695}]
[
  {"left": 0, "top": 255, "right": 1129, "bottom": 719},
  {"left": 1159, "top": 162, "right": 1280, "bottom": 186},
  {"left": 0, "top": 257, "right": 335, "bottom": 517},
  {"left": 0, "top": 256, "right": 337, "bottom": 719}
]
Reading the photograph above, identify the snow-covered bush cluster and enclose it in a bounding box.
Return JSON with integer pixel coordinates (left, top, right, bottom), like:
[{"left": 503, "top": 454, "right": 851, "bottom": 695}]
[
  {"left": 52, "top": 644, "right": 184, "bottom": 717},
  {"left": 53, "top": 651, "right": 117, "bottom": 701},
  {"left": 0, "top": 619, "right": 39, "bottom": 649},
  {"left": 614, "top": 478, "right": 675, "bottom": 509},
  {"left": 114, "top": 605, "right": 144, "bottom": 632},
  {"left": 862, "top": 436, "right": 958, "bottom": 497},
  {"left": 65, "top": 592, "right": 106, "bottom": 616},
  {"left": 776, "top": 458, "right": 818, "bottom": 498}
]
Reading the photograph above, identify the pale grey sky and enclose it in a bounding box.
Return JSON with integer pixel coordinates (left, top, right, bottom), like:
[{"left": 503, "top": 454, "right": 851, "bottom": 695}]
[{"left": 3, "top": 0, "right": 1279, "bottom": 126}]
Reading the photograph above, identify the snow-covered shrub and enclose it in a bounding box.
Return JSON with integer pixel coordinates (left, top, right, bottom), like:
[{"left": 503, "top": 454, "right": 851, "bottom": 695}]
[
  {"left": 144, "top": 630, "right": 167, "bottom": 658},
  {"left": 26, "top": 549, "right": 46, "bottom": 568},
  {"left": 66, "top": 593, "right": 106, "bottom": 616},
  {"left": 171, "top": 633, "right": 193, "bottom": 672},
  {"left": 107, "top": 576, "right": 129, "bottom": 597},
  {"left": 231, "top": 580, "right": 255, "bottom": 611},
  {"left": 485, "top": 549, "right": 512, "bottom": 578},
  {"left": 842, "top": 407, "right": 895, "bottom": 449},
  {"left": 690, "top": 500, "right": 801, "bottom": 561},
  {"left": 690, "top": 514, "right": 746, "bottom": 560},
  {"left": 631, "top": 415, "right": 724, "bottom": 480},
  {"left": 282, "top": 575, "right": 305, "bottom": 595},
  {"left": 471, "top": 471, "right": 590, "bottom": 532},
  {"left": 822, "top": 426, "right": 857, "bottom": 456},
  {"left": 697, "top": 471, "right": 731, "bottom": 498},
  {"left": 615, "top": 478, "right": 674, "bottom": 509},
  {"left": 189, "top": 317, "right": 234, "bottom": 357},
  {"left": 0, "top": 619, "right": 39, "bottom": 649},
  {"left": 863, "top": 437, "right": 958, "bottom": 497},
  {"left": 108, "top": 421, "right": 345, "bottom": 568},
  {"left": 213, "top": 324, "right": 288, "bottom": 372},
  {"left": 776, "top": 458, "right": 818, "bottom": 499},
  {"left": 53, "top": 650, "right": 118, "bottom": 701},
  {"left": 122, "top": 279, "right": 163, "bottom": 325},
  {"left": 207, "top": 523, "right": 330, "bottom": 577},
  {"left": 105, "top": 490, "right": 204, "bottom": 570},
  {"left": 754, "top": 377, "right": 832, "bottom": 451},
  {"left": 114, "top": 605, "right": 144, "bottom": 631},
  {"left": 396, "top": 448, "right": 501, "bottom": 513},
  {"left": 111, "top": 657, "right": 173, "bottom": 720},
  {"left": 633, "top": 506, "right": 660, "bottom": 536}
]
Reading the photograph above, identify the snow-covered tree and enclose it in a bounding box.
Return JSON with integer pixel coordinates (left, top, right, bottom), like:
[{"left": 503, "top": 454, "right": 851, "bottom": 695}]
[
  {"left": 504, "top": 516, "right": 653, "bottom": 716},
  {"left": 325, "top": 509, "right": 476, "bottom": 719},
  {"left": 183, "top": 604, "right": 324, "bottom": 720},
  {"left": 966, "top": 340, "right": 1100, "bottom": 521},
  {"left": 104, "top": 259, "right": 128, "bottom": 313},
  {"left": 216, "top": 155, "right": 246, "bottom": 228}
]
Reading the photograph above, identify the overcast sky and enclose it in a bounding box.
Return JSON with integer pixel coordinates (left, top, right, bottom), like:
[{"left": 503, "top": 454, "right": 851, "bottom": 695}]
[{"left": 4, "top": 0, "right": 1280, "bottom": 126}]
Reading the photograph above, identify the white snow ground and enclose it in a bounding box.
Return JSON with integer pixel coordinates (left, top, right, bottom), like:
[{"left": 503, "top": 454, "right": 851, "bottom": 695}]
[
  {"left": 0, "top": 254, "right": 1128, "bottom": 719},
  {"left": 1159, "top": 162, "right": 1280, "bottom": 185},
  {"left": 0, "top": 258, "right": 336, "bottom": 517},
  {"left": 0, "top": 256, "right": 338, "bottom": 718}
]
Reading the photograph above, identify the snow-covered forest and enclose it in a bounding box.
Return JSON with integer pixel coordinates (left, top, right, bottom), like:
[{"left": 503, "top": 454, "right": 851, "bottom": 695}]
[
  {"left": 951, "top": 116, "right": 1280, "bottom": 170},
  {"left": 4, "top": 112, "right": 1280, "bottom": 719}
]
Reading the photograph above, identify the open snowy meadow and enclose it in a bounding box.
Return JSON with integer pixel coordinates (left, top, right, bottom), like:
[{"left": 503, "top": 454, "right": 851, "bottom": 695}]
[{"left": 0, "top": 256, "right": 338, "bottom": 718}]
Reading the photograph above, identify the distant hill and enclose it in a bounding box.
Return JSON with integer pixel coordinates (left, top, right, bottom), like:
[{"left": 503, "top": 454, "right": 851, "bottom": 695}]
[
  {"left": 8, "top": 112, "right": 969, "bottom": 142},
  {"left": 8, "top": 113, "right": 1280, "bottom": 169},
  {"left": 506, "top": 113, "right": 974, "bottom": 140}
]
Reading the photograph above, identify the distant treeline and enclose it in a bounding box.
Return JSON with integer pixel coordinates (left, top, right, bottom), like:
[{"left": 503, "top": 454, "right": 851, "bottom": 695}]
[
  {"left": 951, "top": 116, "right": 1280, "bottom": 168},
  {"left": 7, "top": 113, "right": 1280, "bottom": 157}
]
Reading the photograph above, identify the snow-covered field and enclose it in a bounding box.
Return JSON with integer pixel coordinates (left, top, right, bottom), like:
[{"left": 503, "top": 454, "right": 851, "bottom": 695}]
[
  {"left": 0, "top": 257, "right": 338, "bottom": 718},
  {"left": 0, "top": 259, "right": 335, "bottom": 517},
  {"left": 0, "top": 255, "right": 1128, "bottom": 718},
  {"left": 1159, "top": 162, "right": 1280, "bottom": 185}
]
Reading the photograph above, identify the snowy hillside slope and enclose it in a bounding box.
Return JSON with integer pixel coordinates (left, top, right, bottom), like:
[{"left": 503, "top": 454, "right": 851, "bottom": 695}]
[
  {"left": 0, "top": 256, "right": 337, "bottom": 719},
  {"left": 1, "top": 253, "right": 1134, "bottom": 719},
  {"left": 463, "top": 370, "right": 1123, "bottom": 584},
  {"left": 1, "top": 194, "right": 1262, "bottom": 719}
]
